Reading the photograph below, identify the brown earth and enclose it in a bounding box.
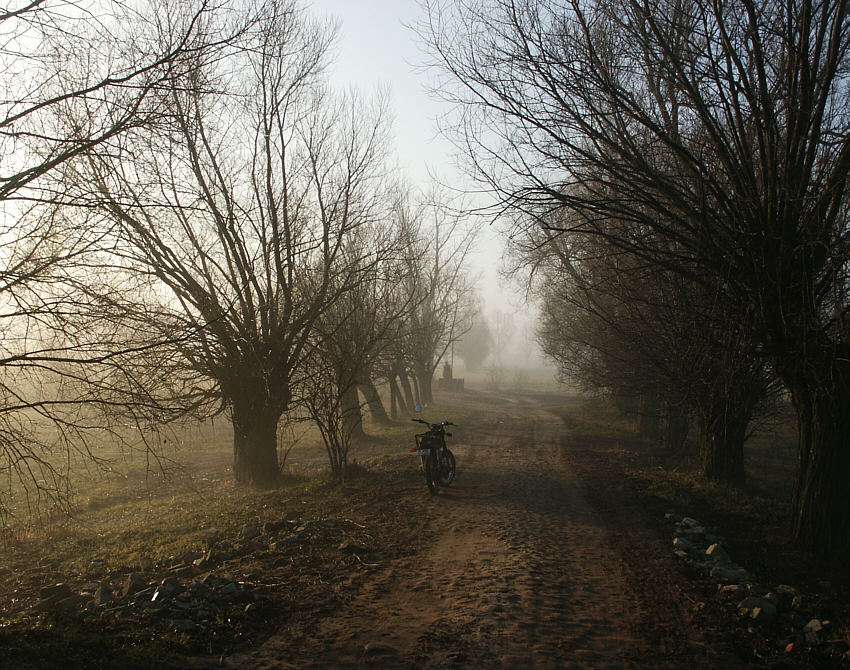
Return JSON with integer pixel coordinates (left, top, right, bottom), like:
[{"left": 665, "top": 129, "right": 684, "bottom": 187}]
[
  {"left": 5, "top": 391, "right": 847, "bottom": 668},
  {"left": 201, "top": 393, "right": 749, "bottom": 669}
]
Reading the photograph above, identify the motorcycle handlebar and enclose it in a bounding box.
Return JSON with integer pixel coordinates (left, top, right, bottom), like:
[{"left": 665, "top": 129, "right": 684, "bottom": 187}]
[{"left": 411, "top": 418, "right": 455, "bottom": 427}]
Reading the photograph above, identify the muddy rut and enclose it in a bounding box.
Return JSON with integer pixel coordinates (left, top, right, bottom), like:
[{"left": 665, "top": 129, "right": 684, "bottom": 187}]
[{"left": 224, "top": 395, "right": 652, "bottom": 669}]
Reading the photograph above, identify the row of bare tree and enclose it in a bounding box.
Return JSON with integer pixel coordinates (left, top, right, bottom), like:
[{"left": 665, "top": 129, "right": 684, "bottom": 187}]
[
  {"left": 0, "top": 0, "right": 475, "bottom": 527},
  {"left": 421, "top": 0, "right": 850, "bottom": 559}
]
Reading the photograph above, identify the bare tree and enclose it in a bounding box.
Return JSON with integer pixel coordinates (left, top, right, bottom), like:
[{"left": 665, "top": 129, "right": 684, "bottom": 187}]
[
  {"left": 0, "top": 0, "right": 248, "bottom": 528},
  {"left": 1, "top": 0, "right": 245, "bottom": 202},
  {"left": 68, "top": 0, "right": 393, "bottom": 487},
  {"left": 297, "top": 236, "right": 410, "bottom": 478},
  {"left": 455, "top": 306, "right": 493, "bottom": 372},
  {"left": 400, "top": 190, "right": 477, "bottom": 405},
  {"left": 523, "top": 223, "right": 770, "bottom": 482},
  {"left": 422, "top": 0, "right": 850, "bottom": 556}
]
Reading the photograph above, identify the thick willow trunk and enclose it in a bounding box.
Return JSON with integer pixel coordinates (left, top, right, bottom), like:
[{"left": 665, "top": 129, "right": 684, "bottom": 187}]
[
  {"left": 415, "top": 363, "right": 434, "bottom": 405},
  {"left": 359, "top": 377, "right": 391, "bottom": 425},
  {"left": 342, "top": 383, "right": 365, "bottom": 441},
  {"left": 638, "top": 393, "right": 661, "bottom": 441},
  {"left": 697, "top": 401, "right": 750, "bottom": 485},
  {"left": 694, "top": 362, "right": 763, "bottom": 485},
  {"left": 398, "top": 372, "right": 416, "bottom": 410},
  {"left": 232, "top": 399, "right": 282, "bottom": 488},
  {"left": 788, "top": 374, "right": 850, "bottom": 558},
  {"left": 389, "top": 377, "right": 402, "bottom": 419},
  {"left": 663, "top": 402, "right": 689, "bottom": 453}
]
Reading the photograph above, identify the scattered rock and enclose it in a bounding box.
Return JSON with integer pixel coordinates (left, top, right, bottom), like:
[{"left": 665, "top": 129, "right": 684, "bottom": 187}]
[
  {"left": 705, "top": 543, "right": 731, "bottom": 563},
  {"left": 241, "top": 524, "right": 261, "bottom": 541},
  {"left": 138, "top": 556, "right": 153, "bottom": 572},
  {"left": 363, "top": 642, "right": 399, "bottom": 655},
  {"left": 710, "top": 564, "right": 750, "bottom": 583},
  {"left": 751, "top": 606, "right": 777, "bottom": 624},
  {"left": 36, "top": 583, "right": 83, "bottom": 611},
  {"left": 804, "top": 618, "right": 823, "bottom": 632},
  {"left": 80, "top": 582, "right": 101, "bottom": 595},
  {"left": 91, "top": 559, "right": 105, "bottom": 568},
  {"left": 200, "top": 527, "right": 221, "bottom": 545},
  {"left": 39, "top": 583, "right": 73, "bottom": 602},
  {"left": 161, "top": 576, "right": 183, "bottom": 592},
  {"left": 738, "top": 596, "right": 777, "bottom": 623},
  {"left": 776, "top": 584, "right": 798, "bottom": 599},
  {"left": 717, "top": 584, "right": 745, "bottom": 599},
  {"left": 189, "top": 581, "right": 217, "bottom": 602},
  {"left": 122, "top": 573, "right": 148, "bottom": 599},
  {"left": 263, "top": 520, "right": 286, "bottom": 535},
  {"left": 172, "top": 618, "right": 197, "bottom": 633},
  {"left": 803, "top": 618, "right": 824, "bottom": 643},
  {"left": 94, "top": 583, "right": 113, "bottom": 606},
  {"left": 672, "top": 537, "right": 695, "bottom": 553},
  {"left": 193, "top": 549, "right": 217, "bottom": 569},
  {"left": 219, "top": 582, "right": 239, "bottom": 598},
  {"left": 244, "top": 602, "right": 258, "bottom": 615},
  {"left": 151, "top": 577, "right": 183, "bottom": 604},
  {"left": 338, "top": 539, "right": 368, "bottom": 554}
]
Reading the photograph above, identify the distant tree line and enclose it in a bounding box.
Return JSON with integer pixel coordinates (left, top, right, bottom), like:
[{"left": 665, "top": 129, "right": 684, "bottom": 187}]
[
  {"left": 421, "top": 0, "right": 850, "bottom": 559},
  {"left": 0, "top": 0, "right": 476, "bottom": 526}
]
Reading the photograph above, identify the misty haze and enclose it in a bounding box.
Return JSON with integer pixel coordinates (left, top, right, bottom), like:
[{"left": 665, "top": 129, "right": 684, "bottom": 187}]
[{"left": 1, "top": 1, "right": 848, "bottom": 668}]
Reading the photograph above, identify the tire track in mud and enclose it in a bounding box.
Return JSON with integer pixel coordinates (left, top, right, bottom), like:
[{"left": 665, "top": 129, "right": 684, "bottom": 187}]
[{"left": 226, "top": 395, "right": 643, "bottom": 669}]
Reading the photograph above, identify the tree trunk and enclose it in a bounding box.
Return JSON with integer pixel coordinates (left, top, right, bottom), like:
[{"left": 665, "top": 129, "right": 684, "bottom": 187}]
[
  {"left": 637, "top": 393, "right": 661, "bottom": 441},
  {"left": 398, "top": 371, "right": 416, "bottom": 410},
  {"left": 693, "top": 351, "right": 764, "bottom": 485},
  {"left": 697, "top": 400, "right": 750, "bottom": 485},
  {"left": 389, "top": 376, "right": 401, "bottom": 419},
  {"left": 342, "top": 383, "right": 365, "bottom": 441},
  {"left": 663, "top": 401, "right": 689, "bottom": 453},
  {"left": 232, "top": 400, "right": 282, "bottom": 488},
  {"left": 416, "top": 363, "right": 433, "bottom": 405},
  {"left": 413, "top": 374, "right": 422, "bottom": 406},
  {"left": 359, "top": 377, "right": 391, "bottom": 425},
  {"left": 787, "top": 372, "right": 850, "bottom": 558}
]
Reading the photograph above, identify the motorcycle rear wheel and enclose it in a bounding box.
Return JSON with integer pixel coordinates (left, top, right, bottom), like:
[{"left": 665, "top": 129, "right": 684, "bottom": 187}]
[
  {"left": 425, "top": 452, "right": 440, "bottom": 495},
  {"left": 439, "top": 449, "right": 456, "bottom": 486}
]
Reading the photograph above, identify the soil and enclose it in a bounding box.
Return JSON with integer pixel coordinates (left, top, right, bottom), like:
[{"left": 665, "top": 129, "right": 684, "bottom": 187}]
[
  {"left": 191, "top": 393, "right": 756, "bottom": 669},
  {"left": 4, "top": 391, "right": 848, "bottom": 668}
]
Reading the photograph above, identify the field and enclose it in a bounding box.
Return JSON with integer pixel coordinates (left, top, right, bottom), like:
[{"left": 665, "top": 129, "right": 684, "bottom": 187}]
[{"left": 1, "top": 383, "right": 847, "bottom": 668}]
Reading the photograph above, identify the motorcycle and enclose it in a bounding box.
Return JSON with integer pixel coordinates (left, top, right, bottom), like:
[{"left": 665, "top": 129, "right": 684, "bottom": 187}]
[{"left": 410, "top": 407, "right": 456, "bottom": 495}]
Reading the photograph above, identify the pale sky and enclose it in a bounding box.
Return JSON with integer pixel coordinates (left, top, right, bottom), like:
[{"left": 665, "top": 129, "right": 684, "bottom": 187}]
[
  {"left": 308, "top": 0, "right": 455, "bottom": 188},
  {"left": 308, "top": 0, "right": 546, "bottom": 370}
]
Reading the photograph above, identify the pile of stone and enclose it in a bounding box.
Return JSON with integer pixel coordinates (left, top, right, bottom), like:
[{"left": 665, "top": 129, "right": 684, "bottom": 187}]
[
  {"left": 28, "top": 515, "right": 371, "bottom": 635},
  {"left": 667, "top": 513, "right": 843, "bottom": 656},
  {"left": 36, "top": 572, "right": 256, "bottom": 634}
]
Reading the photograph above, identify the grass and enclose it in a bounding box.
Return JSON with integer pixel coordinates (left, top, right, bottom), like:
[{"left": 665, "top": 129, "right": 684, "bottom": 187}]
[
  {"left": 552, "top": 395, "right": 799, "bottom": 546},
  {"left": 0, "top": 613, "right": 191, "bottom": 670},
  {"left": 0, "top": 394, "right": 469, "bottom": 592},
  {"left": 0, "top": 389, "right": 474, "bottom": 668}
]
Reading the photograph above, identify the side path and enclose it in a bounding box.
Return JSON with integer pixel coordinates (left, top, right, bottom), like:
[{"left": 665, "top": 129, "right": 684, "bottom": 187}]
[{"left": 221, "top": 394, "right": 745, "bottom": 669}]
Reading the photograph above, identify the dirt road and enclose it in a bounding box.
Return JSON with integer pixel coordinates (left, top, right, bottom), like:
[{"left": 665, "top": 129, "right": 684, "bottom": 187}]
[{"left": 217, "top": 393, "right": 740, "bottom": 669}]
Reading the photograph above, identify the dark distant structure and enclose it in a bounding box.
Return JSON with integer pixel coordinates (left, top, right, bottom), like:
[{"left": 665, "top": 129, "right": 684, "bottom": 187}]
[{"left": 437, "top": 362, "right": 464, "bottom": 392}]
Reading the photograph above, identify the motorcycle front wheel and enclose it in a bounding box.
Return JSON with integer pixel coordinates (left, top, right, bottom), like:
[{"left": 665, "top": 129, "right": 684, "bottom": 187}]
[
  {"left": 425, "top": 452, "right": 441, "bottom": 495},
  {"left": 439, "top": 449, "right": 456, "bottom": 486}
]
